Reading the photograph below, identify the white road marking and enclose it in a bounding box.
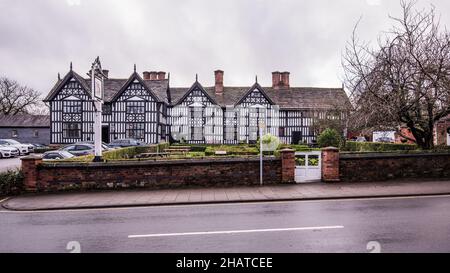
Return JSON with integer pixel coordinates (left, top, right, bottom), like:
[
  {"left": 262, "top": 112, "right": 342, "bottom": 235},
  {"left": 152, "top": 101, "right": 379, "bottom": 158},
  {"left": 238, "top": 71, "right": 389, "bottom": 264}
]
[
  {"left": 128, "top": 225, "right": 344, "bottom": 238},
  {"left": 1, "top": 194, "right": 450, "bottom": 214},
  {"left": 0, "top": 197, "right": 10, "bottom": 203}
]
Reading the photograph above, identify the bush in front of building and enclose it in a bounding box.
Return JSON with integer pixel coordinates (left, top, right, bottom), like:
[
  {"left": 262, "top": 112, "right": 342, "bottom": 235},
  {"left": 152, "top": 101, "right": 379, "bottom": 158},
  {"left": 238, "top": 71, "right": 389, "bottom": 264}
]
[
  {"left": 344, "top": 141, "right": 418, "bottom": 152},
  {"left": 317, "top": 128, "right": 344, "bottom": 148},
  {"left": 0, "top": 169, "right": 24, "bottom": 196}
]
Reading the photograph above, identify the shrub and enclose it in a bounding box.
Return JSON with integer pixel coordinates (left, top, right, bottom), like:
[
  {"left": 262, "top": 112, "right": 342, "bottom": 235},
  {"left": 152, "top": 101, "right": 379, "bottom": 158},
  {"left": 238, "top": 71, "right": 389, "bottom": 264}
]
[
  {"left": 0, "top": 169, "right": 24, "bottom": 196},
  {"left": 344, "top": 141, "right": 418, "bottom": 152},
  {"left": 317, "top": 128, "right": 343, "bottom": 148},
  {"left": 257, "top": 134, "right": 281, "bottom": 152}
]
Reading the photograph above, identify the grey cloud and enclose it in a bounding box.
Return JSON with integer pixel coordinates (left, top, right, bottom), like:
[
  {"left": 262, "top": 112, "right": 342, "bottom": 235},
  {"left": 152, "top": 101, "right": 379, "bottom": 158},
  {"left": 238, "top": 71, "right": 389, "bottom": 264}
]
[{"left": 1, "top": 0, "right": 450, "bottom": 97}]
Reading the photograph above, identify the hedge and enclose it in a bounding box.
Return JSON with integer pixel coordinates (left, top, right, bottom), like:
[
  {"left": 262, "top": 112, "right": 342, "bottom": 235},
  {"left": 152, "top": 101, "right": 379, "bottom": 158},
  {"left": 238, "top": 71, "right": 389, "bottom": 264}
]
[
  {"left": 0, "top": 169, "right": 24, "bottom": 196},
  {"left": 344, "top": 141, "right": 418, "bottom": 152}
]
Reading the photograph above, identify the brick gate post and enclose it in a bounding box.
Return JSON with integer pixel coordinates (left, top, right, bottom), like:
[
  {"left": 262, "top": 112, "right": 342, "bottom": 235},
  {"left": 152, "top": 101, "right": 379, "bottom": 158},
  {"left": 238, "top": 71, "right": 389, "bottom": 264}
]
[
  {"left": 21, "top": 155, "right": 42, "bottom": 192},
  {"left": 281, "top": 149, "right": 295, "bottom": 183},
  {"left": 321, "top": 147, "right": 340, "bottom": 182}
]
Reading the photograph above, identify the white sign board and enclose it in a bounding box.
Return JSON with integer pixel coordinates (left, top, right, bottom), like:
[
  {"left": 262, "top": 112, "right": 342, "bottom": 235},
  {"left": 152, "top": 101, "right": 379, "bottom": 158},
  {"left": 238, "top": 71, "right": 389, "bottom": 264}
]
[
  {"left": 94, "top": 76, "right": 103, "bottom": 100},
  {"left": 373, "top": 131, "right": 395, "bottom": 143}
]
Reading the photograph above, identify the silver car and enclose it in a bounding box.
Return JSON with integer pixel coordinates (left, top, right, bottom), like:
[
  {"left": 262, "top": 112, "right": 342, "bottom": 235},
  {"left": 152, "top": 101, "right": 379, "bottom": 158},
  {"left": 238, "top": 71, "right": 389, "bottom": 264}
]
[
  {"left": 42, "top": 150, "right": 75, "bottom": 160},
  {"left": 59, "top": 144, "right": 96, "bottom": 156}
]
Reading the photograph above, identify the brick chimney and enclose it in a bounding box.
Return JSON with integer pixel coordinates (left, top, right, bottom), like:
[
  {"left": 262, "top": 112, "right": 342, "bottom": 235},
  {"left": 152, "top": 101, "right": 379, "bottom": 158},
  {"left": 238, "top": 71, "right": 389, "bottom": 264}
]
[
  {"left": 272, "top": 71, "right": 290, "bottom": 89},
  {"left": 281, "top": 71, "right": 290, "bottom": 88},
  {"left": 143, "top": 71, "right": 151, "bottom": 80},
  {"left": 157, "top": 71, "right": 166, "bottom": 80},
  {"left": 149, "top": 71, "right": 158, "bottom": 80},
  {"left": 272, "top": 71, "right": 281, "bottom": 89},
  {"left": 214, "top": 70, "right": 224, "bottom": 95}
]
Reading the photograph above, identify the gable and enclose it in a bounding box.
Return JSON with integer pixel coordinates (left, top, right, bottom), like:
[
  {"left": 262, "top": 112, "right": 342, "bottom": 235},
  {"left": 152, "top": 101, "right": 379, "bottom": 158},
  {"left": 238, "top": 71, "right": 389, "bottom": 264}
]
[
  {"left": 177, "top": 82, "right": 217, "bottom": 106},
  {"left": 236, "top": 85, "right": 273, "bottom": 107},
  {"left": 53, "top": 77, "right": 92, "bottom": 101},
  {"left": 112, "top": 73, "right": 159, "bottom": 102}
]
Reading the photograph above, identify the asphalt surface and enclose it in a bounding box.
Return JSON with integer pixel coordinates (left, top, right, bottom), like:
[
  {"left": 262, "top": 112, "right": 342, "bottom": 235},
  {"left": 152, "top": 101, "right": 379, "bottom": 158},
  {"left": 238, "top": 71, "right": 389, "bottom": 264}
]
[
  {"left": 0, "top": 195, "right": 449, "bottom": 253},
  {"left": 0, "top": 156, "right": 22, "bottom": 172}
]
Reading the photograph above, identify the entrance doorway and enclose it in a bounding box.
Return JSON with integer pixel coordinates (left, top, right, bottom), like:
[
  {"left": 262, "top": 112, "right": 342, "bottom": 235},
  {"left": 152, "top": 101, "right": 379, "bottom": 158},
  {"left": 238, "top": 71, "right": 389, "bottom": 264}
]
[
  {"left": 102, "top": 125, "right": 110, "bottom": 143},
  {"left": 292, "top": 131, "right": 302, "bottom": 145}
]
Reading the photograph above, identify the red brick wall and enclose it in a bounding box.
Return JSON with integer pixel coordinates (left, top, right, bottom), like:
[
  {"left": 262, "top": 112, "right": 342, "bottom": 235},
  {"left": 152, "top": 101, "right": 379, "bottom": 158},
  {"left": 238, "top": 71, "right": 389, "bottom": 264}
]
[
  {"left": 340, "top": 153, "right": 450, "bottom": 182},
  {"left": 322, "top": 147, "right": 340, "bottom": 182},
  {"left": 25, "top": 158, "right": 288, "bottom": 192},
  {"left": 280, "top": 149, "right": 295, "bottom": 183}
]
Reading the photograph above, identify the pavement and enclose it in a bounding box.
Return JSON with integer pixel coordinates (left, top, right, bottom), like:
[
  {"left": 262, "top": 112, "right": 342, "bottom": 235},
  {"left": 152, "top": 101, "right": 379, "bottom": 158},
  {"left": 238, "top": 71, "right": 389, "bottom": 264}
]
[{"left": 2, "top": 179, "right": 450, "bottom": 211}]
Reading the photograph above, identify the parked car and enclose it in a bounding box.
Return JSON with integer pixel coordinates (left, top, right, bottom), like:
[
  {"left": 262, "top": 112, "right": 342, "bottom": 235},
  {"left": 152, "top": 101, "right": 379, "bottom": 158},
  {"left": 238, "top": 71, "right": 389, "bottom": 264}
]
[
  {"left": 0, "top": 139, "right": 33, "bottom": 155},
  {"left": 59, "top": 144, "right": 96, "bottom": 156},
  {"left": 32, "top": 143, "right": 48, "bottom": 148},
  {"left": 108, "top": 138, "right": 143, "bottom": 148},
  {"left": 76, "top": 141, "right": 114, "bottom": 151},
  {"left": 42, "top": 150, "right": 75, "bottom": 160},
  {"left": 0, "top": 145, "right": 20, "bottom": 158}
]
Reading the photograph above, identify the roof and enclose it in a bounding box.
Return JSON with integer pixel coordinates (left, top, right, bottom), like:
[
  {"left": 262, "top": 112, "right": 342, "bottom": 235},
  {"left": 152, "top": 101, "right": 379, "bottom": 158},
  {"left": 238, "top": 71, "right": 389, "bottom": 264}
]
[
  {"left": 45, "top": 71, "right": 169, "bottom": 103},
  {"left": 0, "top": 115, "right": 50, "bottom": 128},
  {"left": 170, "top": 86, "right": 349, "bottom": 109},
  {"left": 46, "top": 70, "right": 349, "bottom": 109}
]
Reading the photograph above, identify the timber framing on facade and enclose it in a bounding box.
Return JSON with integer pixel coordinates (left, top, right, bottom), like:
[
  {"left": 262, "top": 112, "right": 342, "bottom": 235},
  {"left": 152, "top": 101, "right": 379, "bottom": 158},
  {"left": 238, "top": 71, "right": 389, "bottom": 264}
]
[{"left": 44, "top": 61, "right": 350, "bottom": 145}]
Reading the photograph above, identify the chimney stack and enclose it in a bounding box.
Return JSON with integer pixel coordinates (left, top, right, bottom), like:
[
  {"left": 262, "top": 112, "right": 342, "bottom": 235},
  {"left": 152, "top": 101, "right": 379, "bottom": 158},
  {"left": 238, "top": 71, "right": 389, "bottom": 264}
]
[
  {"left": 149, "top": 71, "right": 158, "bottom": 80},
  {"left": 281, "top": 71, "right": 290, "bottom": 88},
  {"left": 143, "top": 71, "right": 151, "bottom": 80},
  {"left": 157, "top": 71, "right": 166, "bottom": 80},
  {"left": 214, "top": 70, "right": 224, "bottom": 95},
  {"left": 272, "top": 71, "right": 281, "bottom": 89},
  {"left": 272, "top": 71, "right": 290, "bottom": 89}
]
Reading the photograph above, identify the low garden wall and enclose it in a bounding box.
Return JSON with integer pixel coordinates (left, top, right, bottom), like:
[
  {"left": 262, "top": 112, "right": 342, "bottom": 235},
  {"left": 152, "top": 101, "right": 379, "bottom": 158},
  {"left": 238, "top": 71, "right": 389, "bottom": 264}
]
[
  {"left": 21, "top": 149, "right": 296, "bottom": 192},
  {"left": 339, "top": 152, "right": 450, "bottom": 182}
]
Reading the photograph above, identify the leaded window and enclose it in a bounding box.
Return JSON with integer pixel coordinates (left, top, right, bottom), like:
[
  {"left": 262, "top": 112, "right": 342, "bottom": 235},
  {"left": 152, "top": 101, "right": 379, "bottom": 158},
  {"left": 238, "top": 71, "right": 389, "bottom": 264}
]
[
  {"left": 126, "top": 123, "right": 145, "bottom": 140},
  {"left": 63, "top": 101, "right": 82, "bottom": 113},
  {"left": 63, "top": 123, "right": 81, "bottom": 139},
  {"left": 126, "top": 101, "right": 145, "bottom": 122}
]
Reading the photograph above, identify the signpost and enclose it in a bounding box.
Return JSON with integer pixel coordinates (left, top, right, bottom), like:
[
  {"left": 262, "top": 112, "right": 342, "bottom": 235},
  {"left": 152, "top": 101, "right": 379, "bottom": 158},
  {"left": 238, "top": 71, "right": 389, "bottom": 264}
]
[
  {"left": 259, "top": 120, "right": 265, "bottom": 186},
  {"left": 91, "top": 57, "right": 105, "bottom": 162}
]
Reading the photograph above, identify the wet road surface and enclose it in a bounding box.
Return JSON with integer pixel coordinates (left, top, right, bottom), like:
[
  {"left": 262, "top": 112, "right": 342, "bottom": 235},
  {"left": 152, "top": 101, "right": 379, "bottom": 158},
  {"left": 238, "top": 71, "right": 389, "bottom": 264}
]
[{"left": 0, "top": 195, "right": 449, "bottom": 253}]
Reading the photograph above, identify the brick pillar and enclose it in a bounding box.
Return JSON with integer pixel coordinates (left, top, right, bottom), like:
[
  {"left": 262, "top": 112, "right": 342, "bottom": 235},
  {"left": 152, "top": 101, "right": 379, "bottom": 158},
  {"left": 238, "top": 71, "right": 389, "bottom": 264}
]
[
  {"left": 321, "top": 147, "right": 340, "bottom": 182},
  {"left": 21, "top": 155, "right": 42, "bottom": 192},
  {"left": 280, "top": 149, "right": 295, "bottom": 183}
]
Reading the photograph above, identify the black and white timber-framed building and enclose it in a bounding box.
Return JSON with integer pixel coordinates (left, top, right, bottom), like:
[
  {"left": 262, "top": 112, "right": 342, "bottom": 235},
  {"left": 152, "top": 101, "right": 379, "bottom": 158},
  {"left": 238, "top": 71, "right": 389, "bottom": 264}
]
[{"left": 44, "top": 61, "right": 350, "bottom": 145}]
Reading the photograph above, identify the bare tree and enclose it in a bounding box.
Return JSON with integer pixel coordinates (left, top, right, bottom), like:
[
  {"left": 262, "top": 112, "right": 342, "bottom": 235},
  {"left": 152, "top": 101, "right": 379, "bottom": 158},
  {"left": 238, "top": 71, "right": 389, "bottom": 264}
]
[
  {"left": 0, "top": 76, "right": 42, "bottom": 115},
  {"left": 343, "top": 0, "right": 450, "bottom": 149}
]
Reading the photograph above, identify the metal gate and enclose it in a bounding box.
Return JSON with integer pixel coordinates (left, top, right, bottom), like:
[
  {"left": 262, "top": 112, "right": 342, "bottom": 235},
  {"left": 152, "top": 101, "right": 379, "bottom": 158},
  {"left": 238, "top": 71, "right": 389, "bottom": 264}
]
[{"left": 295, "top": 151, "right": 322, "bottom": 183}]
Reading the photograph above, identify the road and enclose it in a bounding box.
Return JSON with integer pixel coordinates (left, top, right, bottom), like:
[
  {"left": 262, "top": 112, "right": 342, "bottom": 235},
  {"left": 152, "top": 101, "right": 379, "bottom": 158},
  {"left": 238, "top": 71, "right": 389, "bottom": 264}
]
[
  {"left": 0, "top": 156, "right": 22, "bottom": 172},
  {"left": 0, "top": 195, "right": 449, "bottom": 253}
]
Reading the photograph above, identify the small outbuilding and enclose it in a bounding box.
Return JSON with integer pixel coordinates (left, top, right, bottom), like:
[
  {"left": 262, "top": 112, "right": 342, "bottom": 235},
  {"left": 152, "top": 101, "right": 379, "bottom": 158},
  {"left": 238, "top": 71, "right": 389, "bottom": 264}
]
[{"left": 0, "top": 115, "right": 50, "bottom": 145}]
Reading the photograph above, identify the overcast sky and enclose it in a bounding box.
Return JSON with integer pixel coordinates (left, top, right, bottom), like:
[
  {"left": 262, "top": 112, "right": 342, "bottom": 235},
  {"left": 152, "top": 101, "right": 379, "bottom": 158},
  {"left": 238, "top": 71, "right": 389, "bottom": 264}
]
[{"left": 1, "top": 0, "right": 450, "bottom": 97}]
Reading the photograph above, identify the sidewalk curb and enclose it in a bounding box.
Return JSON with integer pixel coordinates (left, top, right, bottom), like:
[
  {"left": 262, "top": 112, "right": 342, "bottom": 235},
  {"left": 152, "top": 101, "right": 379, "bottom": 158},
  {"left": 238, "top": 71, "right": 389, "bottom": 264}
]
[{"left": 2, "top": 192, "right": 450, "bottom": 212}]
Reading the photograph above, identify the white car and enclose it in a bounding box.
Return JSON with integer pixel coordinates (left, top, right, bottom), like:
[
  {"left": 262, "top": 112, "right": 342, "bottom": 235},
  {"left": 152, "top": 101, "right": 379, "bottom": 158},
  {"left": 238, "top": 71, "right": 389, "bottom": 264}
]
[
  {"left": 0, "top": 145, "right": 19, "bottom": 158},
  {"left": 0, "top": 139, "right": 31, "bottom": 155}
]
